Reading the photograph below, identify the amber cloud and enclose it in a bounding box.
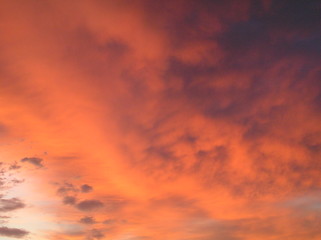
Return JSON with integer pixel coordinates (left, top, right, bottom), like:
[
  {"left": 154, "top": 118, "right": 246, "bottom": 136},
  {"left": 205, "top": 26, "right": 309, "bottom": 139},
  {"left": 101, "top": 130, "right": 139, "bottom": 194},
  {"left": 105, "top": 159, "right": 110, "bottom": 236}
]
[{"left": 0, "top": 0, "right": 320, "bottom": 239}]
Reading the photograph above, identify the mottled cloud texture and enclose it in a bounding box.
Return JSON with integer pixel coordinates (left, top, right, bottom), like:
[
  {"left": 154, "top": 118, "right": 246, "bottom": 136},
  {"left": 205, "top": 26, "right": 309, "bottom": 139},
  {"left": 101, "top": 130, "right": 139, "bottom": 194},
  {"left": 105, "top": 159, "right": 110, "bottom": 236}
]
[
  {"left": 0, "top": 0, "right": 320, "bottom": 239},
  {"left": 0, "top": 163, "right": 29, "bottom": 238}
]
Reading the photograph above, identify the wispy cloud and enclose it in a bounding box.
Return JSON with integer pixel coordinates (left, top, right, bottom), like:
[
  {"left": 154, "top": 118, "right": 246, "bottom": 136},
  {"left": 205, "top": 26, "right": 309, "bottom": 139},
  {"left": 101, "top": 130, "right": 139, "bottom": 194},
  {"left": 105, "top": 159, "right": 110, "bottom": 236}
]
[
  {"left": 20, "top": 157, "right": 44, "bottom": 168},
  {"left": 0, "top": 198, "right": 25, "bottom": 212},
  {"left": 0, "top": 227, "right": 29, "bottom": 238}
]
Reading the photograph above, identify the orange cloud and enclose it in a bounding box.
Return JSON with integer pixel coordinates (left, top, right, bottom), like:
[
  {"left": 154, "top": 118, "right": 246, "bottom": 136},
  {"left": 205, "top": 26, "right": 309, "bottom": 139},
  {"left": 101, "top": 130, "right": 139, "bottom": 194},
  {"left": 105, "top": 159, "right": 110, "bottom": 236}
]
[{"left": 0, "top": 0, "right": 320, "bottom": 239}]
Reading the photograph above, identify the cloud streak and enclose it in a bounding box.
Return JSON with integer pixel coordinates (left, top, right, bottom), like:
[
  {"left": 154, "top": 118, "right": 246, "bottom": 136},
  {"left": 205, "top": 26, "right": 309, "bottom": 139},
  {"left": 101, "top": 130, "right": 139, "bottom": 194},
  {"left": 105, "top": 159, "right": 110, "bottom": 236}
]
[
  {"left": 0, "top": 198, "right": 25, "bottom": 212},
  {"left": 76, "top": 200, "right": 104, "bottom": 212},
  {"left": 0, "top": 227, "right": 29, "bottom": 238},
  {"left": 20, "top": 157, "right": 44, "bottom": 168}
]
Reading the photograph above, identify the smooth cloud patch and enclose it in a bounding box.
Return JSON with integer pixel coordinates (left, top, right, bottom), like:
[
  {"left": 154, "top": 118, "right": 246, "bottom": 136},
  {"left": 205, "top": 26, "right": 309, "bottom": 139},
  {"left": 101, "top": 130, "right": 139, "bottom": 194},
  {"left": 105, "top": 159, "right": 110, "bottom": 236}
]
[
  {"left": 20, "top": 157, "right": 44, "bottom": 168},
  {"left": 0, "top": 198, "right": 25, "bottom": 212},
  {"left": 79, "top": 216, "right": 96, "bottom": 224},
  {"left": 81, "top": 184, "right": 93, "bottom": 193},
  {"left": 76, "top": 200, "right": 104, "bottom": 211},
  {"left": 88, "top": 229, "right": 105, "bottom": 240},
  {"left": 63, "top": 196, "right": 77, "bottom": 205},
  {"left": 0, "top": 227, "right": 29, "bottom": 238}
]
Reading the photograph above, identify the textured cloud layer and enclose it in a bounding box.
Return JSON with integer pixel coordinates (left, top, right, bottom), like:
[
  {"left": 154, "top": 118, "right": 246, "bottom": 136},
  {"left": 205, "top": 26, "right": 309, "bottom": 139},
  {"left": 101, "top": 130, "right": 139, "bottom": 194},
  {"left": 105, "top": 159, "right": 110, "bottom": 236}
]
[{"left": 0, "top": 0, "right": 320, "bottom": 239}]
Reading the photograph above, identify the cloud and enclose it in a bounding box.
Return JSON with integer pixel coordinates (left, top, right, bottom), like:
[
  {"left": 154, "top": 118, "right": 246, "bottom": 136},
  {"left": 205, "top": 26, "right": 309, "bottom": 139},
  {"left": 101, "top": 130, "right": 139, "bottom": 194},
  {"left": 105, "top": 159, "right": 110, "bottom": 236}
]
[
  {"left": 57, "top": 182, "right": 78, "bottom": 195},
  {"left": 81, "top": 184, "right": 93, "bottom": 193},
  {"left": 76, "top": 200, "right": 104, "bottom": 211},
  {"left": 0, "top": 0, "right": 320, "bottom": 239},
  {"left": 20, "top": 157, "right": 44, "bottom": 168},
  {"left": 0, "top": 227, "right": 29, "bottom": 238},
  {"left": 63, "top": 196, "right": 77, "bottom": 205},
  {"left": 87, "top": 229, "right": 105, "bottom": 240},
  {"left": 102, "top": 219, "right": 116, "bottom": 225},
  {"left": 0, "top": 163, "right": 24, "bottom": 191},
  {"left": 79, "top": 216, "right": 96, "bottom": 224},
  {"left": 0, "top": 198, "right": 25, "bottom": 212},
  {"left": 0, "top": 215, "right": 10, "bottom": 224},
  {"left": 9, "top": 162, "right": 21, "bottom": 170}
]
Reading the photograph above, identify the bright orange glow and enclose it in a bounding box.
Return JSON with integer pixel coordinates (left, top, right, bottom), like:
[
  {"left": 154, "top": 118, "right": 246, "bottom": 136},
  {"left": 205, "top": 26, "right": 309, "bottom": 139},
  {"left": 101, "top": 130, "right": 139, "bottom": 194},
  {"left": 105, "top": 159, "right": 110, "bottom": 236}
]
[{"left": 0, "top": 1, "right": 320, "bottom": 239}]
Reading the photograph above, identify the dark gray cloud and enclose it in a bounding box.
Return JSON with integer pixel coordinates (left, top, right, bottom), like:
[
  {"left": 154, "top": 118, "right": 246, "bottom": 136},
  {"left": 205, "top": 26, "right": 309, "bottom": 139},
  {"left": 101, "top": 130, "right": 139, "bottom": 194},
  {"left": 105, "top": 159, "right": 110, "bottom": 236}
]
[
  {"left": 76, "top": 200, "right": 104, "bottom": 211},
  {"left": 157, "top": 0, "right": 321, "bottom": 127},
  {"left": 57, "top": 182, "right": 78, "bottom": 195},
  {"left": 0, "top": 198, "right": 25, "bottom": 212},
  {"left": 301, "top": 132, "right": 321, "bottom": 154},
  {"left": 9, "top": 162, "right": 21, "bottom": 170},
  {"left": 63, "top": 196, "right": 77, "bottom": 205},
  {"left": 145, "top": 145, "right": 178, "bottom": 162},
  {"left": 104, "top": 39, "right": 130, "bottom": 60},
  {"left": 243, "top": 121, "right": 269, "bottom": 140},
  {"left": 79, "top": 216, "right": 96, "bottom": 224},
  {"left": 20, "top": 157, "right": 44, "bottom": 168},
  {"left": 144, "top": 0, "right": 321, "bottom": 197},
  {"left": 11, "top": 179, "right": 24, "bottom": 185},
  {"left": 0, "top": 227, "right": 29, "bottom": 238},
  {"left": 141, "top": 144, "right": 184, "bottom": 177},
  {"left": 81, "top": 184, "right": 93, "bottom": 193},
  {"left": 87, "top": 229, "right": 105, "bottom": 240},
  {"left": 191, "top": 145, "right": 230, "bottom": 187},
  {"left": 0, "top": 163, "right": 25, "bottom": 191},
  {"left": 53, "top": 155, "right": 79, "bottom": 160},
  {"left": 0, "top": 163, "right": 28, "bottom": 238}
]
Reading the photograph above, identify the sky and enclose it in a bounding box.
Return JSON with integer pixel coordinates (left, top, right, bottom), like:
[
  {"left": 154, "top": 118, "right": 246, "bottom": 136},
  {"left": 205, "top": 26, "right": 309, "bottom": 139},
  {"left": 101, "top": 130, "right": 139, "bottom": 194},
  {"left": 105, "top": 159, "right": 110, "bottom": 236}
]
[{"left": 0, "top": 0, "right": 320, "bottom": 239}]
